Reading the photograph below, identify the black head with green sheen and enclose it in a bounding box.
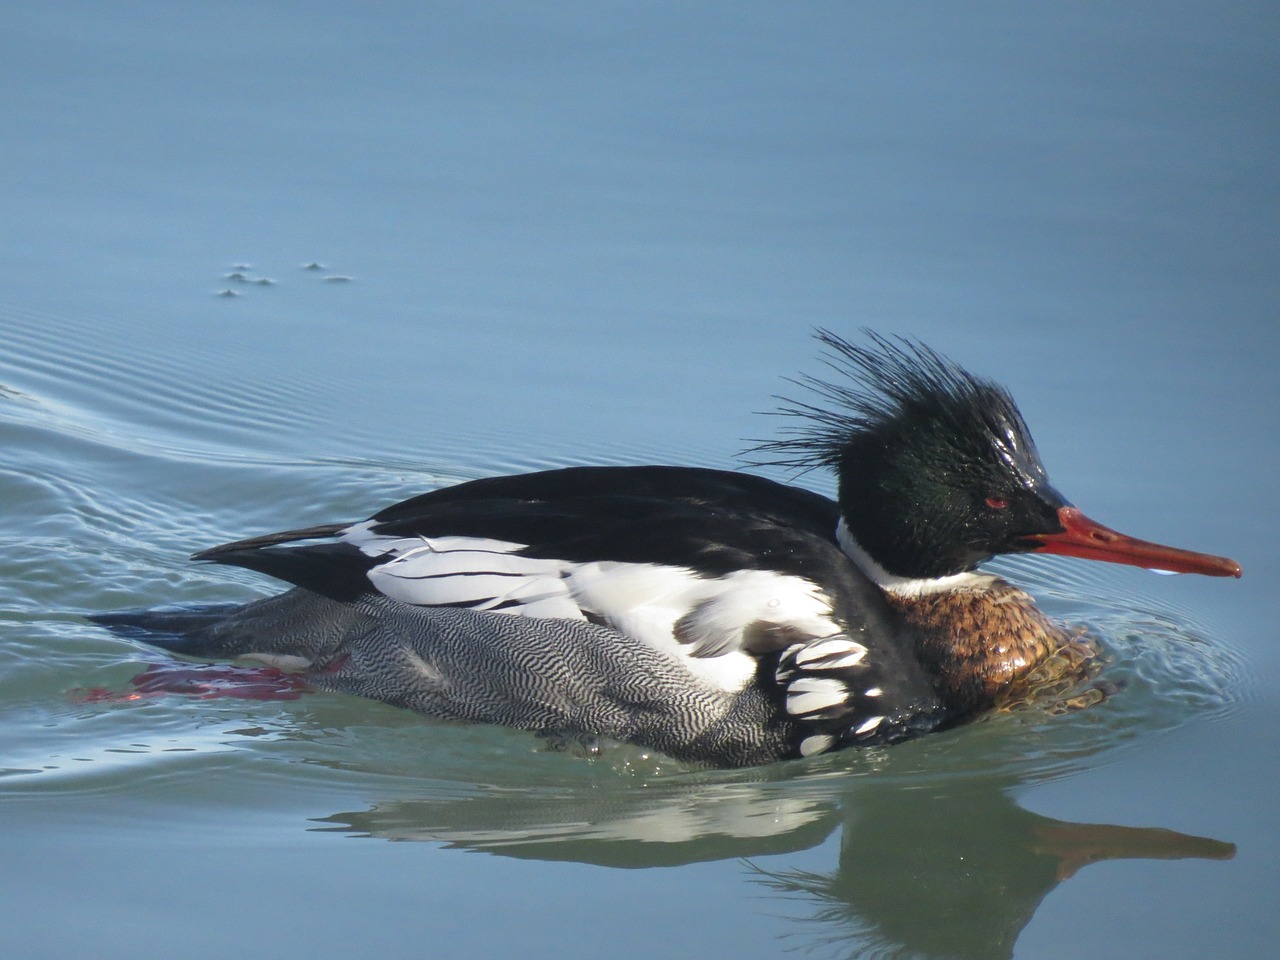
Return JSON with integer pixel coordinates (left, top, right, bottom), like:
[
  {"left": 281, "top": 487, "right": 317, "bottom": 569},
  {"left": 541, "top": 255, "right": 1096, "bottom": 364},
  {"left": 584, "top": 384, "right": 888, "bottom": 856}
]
[{"left": 755, "top": 330, "right": 1241, "bottom": 582}]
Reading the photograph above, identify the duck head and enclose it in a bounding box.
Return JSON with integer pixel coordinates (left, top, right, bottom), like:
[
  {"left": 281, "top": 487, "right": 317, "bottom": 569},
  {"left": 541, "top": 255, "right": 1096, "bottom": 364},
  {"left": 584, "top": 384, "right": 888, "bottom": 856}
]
[{"left": 756, "top": 330, "right": 1241, "bottom": 583}]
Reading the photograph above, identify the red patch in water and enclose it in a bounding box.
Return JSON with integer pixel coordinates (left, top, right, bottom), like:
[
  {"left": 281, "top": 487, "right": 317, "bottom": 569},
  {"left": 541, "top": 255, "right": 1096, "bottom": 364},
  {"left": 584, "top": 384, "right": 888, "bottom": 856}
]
[{"left": 72, "top": 662, "right": 312, "bottom": 703}]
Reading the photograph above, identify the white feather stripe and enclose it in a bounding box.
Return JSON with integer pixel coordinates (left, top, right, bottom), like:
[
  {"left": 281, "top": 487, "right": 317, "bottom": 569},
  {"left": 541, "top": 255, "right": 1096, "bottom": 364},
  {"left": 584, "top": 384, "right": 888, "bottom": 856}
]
[
  {"left": 799, "top": 735, "right": 835, "bottom": 757},
  {"left": 557, "top": 561, "right": 763, "bottom": 692},
  {"left": 378, "top": 547, "right": 556, "bottom": 577},
  {"left": 786, "top": 678, "right": 850, "bottom": 716},
  {"left": 697, "top": 570, "right": 839, "bottom": 644},
  {"left": 472, "top": 575, "right": 587, "bottom": 618},
  {"left": 566, "top": 561, "right": 701, "bottom": 609},
  {"left": 792, "top": 637, "right": 868, "bottom": 668},
  {"left": 854, "top": 715, "right": 885, "bottom": 735},
  {"left": 591, "top": 566, "right": 839, "bottom": 659},
  {"left": 370, "top": 569, "right": 572, "bottom": 609},
  {"left": 509, "top": 595, "right": 590, "bottom": 619},
  {"left": 342, "top": 525, "right": 528, "bottom": 560}
]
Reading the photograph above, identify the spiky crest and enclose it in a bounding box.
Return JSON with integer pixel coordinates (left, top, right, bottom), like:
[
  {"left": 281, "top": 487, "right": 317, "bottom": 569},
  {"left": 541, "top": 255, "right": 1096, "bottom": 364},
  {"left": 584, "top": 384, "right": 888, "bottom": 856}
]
[{"left": 747, "top": 329, "right": 1036, "bottom": 477}]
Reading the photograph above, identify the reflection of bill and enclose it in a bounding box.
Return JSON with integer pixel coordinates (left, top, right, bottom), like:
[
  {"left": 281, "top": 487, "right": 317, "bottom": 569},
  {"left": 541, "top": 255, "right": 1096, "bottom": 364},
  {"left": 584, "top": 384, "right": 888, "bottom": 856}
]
[
  {"left": 757, "top": 781, "right": 1233, "bottom": 960},
  {"left": 315, "top": 773, "right": 1232, "bottom": 959}
]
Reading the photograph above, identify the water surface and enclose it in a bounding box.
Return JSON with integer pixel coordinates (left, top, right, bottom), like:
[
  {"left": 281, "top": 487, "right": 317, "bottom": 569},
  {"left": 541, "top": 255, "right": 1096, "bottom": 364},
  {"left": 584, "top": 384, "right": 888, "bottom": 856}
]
[{"left": 2, "top": 4, "right": 1276, "bottom": 959}]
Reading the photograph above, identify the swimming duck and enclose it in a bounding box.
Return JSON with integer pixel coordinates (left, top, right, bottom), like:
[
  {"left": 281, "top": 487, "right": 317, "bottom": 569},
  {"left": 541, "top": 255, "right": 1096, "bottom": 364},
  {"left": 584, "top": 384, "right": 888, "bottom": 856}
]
[{"left": 96, "top": 331, "right": 1240, "bottom": 766}]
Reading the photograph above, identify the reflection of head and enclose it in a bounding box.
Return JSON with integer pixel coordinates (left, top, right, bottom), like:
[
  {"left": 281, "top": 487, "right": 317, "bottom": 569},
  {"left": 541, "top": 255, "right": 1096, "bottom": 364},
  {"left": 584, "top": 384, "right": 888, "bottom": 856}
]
[{"left": 752, "top": 778, "right": 1233, "bottom": 960}]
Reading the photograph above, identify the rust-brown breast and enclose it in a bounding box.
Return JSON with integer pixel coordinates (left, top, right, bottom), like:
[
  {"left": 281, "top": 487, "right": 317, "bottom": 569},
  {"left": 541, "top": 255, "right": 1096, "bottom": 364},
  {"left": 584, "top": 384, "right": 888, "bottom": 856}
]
[{"left": 885, "top": 578, "right": 1095, "bottom": 716}]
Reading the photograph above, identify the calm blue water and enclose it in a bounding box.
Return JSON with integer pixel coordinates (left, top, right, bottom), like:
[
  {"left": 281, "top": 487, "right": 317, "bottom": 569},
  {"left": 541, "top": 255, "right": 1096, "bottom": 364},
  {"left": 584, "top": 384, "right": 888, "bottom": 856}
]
[{"left": 2, "top": 3, "right": 1276, "bottom": 958}]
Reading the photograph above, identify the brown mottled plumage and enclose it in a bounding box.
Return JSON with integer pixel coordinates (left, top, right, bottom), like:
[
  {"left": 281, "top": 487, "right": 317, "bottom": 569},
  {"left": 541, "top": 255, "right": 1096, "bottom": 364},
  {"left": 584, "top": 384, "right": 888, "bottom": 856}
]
[{"left": 886, "top": 576, "right": 1102, "bottom": 717}]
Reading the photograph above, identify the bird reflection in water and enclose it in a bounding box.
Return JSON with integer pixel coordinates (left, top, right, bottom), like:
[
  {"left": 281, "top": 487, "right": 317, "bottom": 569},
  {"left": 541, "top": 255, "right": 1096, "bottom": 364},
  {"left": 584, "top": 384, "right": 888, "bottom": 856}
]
[
  {"left": 314, "top": 767, "right": 1231, "bottom": 960},
  {"left": 749, "top": 777, "right": 1232, "bottom": 960}
]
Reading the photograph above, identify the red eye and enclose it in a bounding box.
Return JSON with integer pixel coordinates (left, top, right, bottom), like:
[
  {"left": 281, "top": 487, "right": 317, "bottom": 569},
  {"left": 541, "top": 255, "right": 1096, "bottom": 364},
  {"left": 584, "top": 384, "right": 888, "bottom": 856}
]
[{"left": 985, "top": 496, "right": 1009, "bottom": 510}]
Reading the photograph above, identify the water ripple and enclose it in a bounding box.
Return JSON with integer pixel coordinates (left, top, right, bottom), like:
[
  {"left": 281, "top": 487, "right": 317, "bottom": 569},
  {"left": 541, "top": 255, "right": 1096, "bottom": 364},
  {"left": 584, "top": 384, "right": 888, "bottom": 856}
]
[{"left": 0, "top": 302, "right": 321, "bottom": 455}]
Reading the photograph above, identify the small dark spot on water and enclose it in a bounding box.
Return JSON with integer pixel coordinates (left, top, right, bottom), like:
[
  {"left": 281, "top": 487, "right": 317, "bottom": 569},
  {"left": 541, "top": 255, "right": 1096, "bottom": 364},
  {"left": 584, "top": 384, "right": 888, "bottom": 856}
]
[
  {"left": 0, "top": 382, "right": 35, "bottom": 402},
  {"left": 217, "top": 262, "right": 345, "bottom": 287},
  {"left": 216, "top": 288, "right": 239, "bottom": 298}
]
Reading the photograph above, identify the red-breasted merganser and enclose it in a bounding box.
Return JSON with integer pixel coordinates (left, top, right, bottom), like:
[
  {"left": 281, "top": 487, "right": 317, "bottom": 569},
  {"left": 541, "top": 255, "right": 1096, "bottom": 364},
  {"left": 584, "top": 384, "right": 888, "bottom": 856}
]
[{"left": 95, "top": 331, "right": 1240, "bottom": 767}]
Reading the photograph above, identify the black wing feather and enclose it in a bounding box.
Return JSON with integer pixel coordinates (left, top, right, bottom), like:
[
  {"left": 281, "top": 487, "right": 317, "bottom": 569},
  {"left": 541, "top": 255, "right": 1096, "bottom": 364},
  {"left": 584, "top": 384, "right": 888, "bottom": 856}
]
[
  {"left": 199, "top": 542, "right": 377, "bottom": 602},
  {"left": 369, "top": 465, "right": 839, "bottom": 536}
]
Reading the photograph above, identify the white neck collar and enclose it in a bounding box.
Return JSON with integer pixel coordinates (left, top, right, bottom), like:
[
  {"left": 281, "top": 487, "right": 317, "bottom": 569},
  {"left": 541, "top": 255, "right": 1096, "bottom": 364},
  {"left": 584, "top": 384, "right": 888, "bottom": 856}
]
[{"left": 835, "top": 518, "right": 990, "bottom": 597}]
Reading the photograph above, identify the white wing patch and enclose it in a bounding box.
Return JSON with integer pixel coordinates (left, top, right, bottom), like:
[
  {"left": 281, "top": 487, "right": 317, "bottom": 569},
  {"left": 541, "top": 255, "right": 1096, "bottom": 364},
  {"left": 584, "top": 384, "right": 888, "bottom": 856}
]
[
  {"left": 340, "top": 524, "right": 839, "bottom": 693},
  {"left": 667, "top": 569, "right": 842, "bottom": 658},
  {"left": 557, "top": 563, "right": 840, "bottom": 691},
  {"left": 351, "top": 530, "right": 585, "bottom": 620}
]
